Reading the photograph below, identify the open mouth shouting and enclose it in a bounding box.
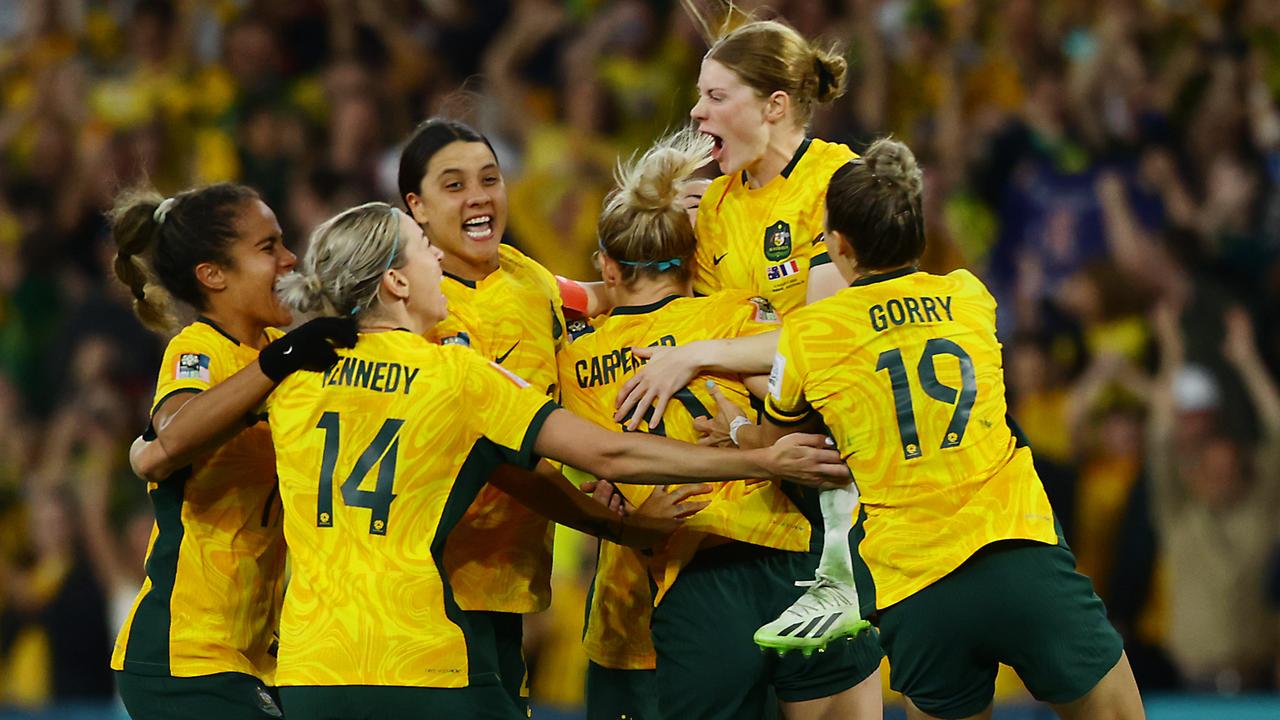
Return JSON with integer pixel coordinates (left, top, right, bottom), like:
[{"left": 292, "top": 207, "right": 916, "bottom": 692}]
[
  {"left": 463, "top": 214, "right": 494, "bottom": 241},
  {"left": 703, "top": 131, "right": 725, "bottom": 163}
]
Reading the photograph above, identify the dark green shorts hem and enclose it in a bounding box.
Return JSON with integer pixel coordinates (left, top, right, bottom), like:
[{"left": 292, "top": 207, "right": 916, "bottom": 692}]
[
  {"left": 466, "top": 610, "right": 528, "bottom": 713},
  {"left": 652, "top": 542, "right": 883, "bottom": 719},
  {"left": 115, "top": 670, "right": 281, "bottom": 720},
  {"left": 279, "top": 682, "right": 523, "bottom": 720},
  {"left": 879, "top": 539, "right": 1124, "bottom": 719},
  {"left": 771, "top": 631, "right": 881, "bottom": 704},
  {"left": 585, "top": 661, "right": 659, "bottom": 720}
]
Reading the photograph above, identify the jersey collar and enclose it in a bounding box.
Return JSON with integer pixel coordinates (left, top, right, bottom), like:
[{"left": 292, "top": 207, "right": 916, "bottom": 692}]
[
  {"left": 442, "top": 270, "right": 478, "bottom": 289},
  {"left": 197, "top": 315, "right": 241, "bottom": 345},
  {"left": 609, "top": 294, "right": 683, "bottom": 316},
  {"left": 850, "top": 266, "right": 918, "bottom": 287},
  {"left": 444, "top": 259, "right": 508, "bottom": 289},
  {"left": 740, "top": 137, "right": 813, "bottom": 187}
]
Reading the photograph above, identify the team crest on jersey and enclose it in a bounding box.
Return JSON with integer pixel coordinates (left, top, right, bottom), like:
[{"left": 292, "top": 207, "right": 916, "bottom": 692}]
[
  {"left": 766, "top": 260, "right": 800, "bottom": 282},
  {"left": 176, "top": 353, "right": 210, "bottom": 382},
  {"left": 749, "top": 297, "right": 779, "bottom": 323},
  {"left": 440, "top": 332, "right": 471, "bottom": 347},
  {"left": 764, "top": 220, "right": 792, "bottom": 261}
]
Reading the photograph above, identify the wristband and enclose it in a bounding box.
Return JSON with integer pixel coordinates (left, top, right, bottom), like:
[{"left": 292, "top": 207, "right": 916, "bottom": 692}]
[
  {"left": 557, "top": 275, "right": 589, "bottom": 319},
  {"left": 728, "top": 415, "right": 753, "bottom": 447}
]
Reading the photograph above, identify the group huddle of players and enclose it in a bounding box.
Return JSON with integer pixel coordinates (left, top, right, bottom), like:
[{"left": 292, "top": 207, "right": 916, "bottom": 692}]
[{"left": 103, "top": 5, "right": 1148, "bottom": 720}]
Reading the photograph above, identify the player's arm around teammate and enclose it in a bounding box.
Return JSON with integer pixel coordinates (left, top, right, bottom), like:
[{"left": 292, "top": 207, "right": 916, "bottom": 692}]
[
  {"left": 610, "top": 8, "right": 884, "bottom": 715},
  {"left": 558, "top": 128, "right": 882, "bottom": 720},
  {"left": 108, "top": 184, "right": 354, "bottom": 720},
  {"left": 130, "top": 315, "right": 356, "bottom": 482},
  {"left": 395, "top": 117, "right": 587, "bottom": 712},
  {"left": 259, "top": 203, "right": 849, "bottom": 720},
  {"left": 714, "top": 140, "right": 1147, "bottom": 720},
  {"left": 394, "top": 118, "right": 738, "bottom": 710},
  {"left": 277, "top": 203, "right": 851, "bottom": 488}
]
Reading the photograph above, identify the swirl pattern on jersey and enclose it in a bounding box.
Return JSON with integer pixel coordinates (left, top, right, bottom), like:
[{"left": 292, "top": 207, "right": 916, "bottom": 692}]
[
  {"left": 693, "top": 138, "right": 856, "bottom": 318},
  {"left": 265, "top": 333, "right": 554, "bottom": 687},
  {"left": 428, "top": 244, "right": 564, "bottom": 614},
  {"left": 112, "top": 321, "right": 286, "bottom": 682},
  {"left": 766, "top": 269, "right": 1059, "bottom": 608},
  {"left": 557, "top": 291, "right": 810, "bottom": 669}
]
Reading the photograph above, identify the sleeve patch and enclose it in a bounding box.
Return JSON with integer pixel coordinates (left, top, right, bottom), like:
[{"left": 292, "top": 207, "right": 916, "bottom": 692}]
[
  {"left": 176, "top": 353, "right": 211, "bottom": 382},
  {"left": 488, "top": 361, "right": 531, "bottom": 388},
  {"left": 749, "top": 297, "right": 780, "bottom": 324},
  {"left": 768, "top": 352, "right": 786, "bottom": 400},
  {"left": 567, "top": 318, "right": 595, "bottom": 341}
]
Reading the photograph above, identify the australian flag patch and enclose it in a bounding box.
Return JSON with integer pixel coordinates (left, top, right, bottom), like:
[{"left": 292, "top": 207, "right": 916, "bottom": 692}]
[{"left": 766, "top": 260, "right": 800, "bottom": 281}]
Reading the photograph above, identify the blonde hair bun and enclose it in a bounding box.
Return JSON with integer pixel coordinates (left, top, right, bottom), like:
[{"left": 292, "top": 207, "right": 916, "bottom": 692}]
[
  {"left": 276, "top": 270, "right": 333, "bottom": 315},
  {"left": 596, "top": 127, "right": 713, "bottom": 284},
  {"left": 280, "top": 202, "right": 402, "bottom": 319},
  {"left": 615, "top": 128, "right": 715, "bottom": 214}
]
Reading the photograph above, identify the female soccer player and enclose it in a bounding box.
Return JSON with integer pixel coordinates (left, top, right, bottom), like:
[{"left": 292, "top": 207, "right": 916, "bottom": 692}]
[
  {"left": 612, "top": 5, "right": 880, "bottom": 689},
  {"left": 567, "top": 4, "right": 855, "bottom": 322},
  {"left": 263, "top": 201, "right": 850, "bottom": 719},
  {"left": 707, "top": 139, "right": 1146, "bottom": 720},
  {"left": 395, "top": 118, "right": 567, "bottom": 712},
  {"left": 560, "top": 129, "right": 881, "bottom": 720},
  {"left": 109, "top": 183, "right": 357, "bottom": 720}
]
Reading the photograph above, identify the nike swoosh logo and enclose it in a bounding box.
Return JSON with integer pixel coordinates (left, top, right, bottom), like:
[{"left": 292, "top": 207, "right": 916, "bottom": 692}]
[
  {"left": 495, "top": 341, "right": 519, "bottom": 365},
  {"left": 282, "top": 347, "right": 293, "bottom": 355},
  {"left": 713, "top": 253, "right": 728, "bottom": 265}
]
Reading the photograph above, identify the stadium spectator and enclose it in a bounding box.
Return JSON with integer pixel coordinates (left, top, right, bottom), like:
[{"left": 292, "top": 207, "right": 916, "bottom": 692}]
[{"left": 1148, "top": 303, "right": 1280, "bottom": 692}]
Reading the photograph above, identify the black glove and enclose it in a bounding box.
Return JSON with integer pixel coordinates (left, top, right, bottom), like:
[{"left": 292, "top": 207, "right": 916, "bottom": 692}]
[{"left": 258, "top": 316, "right": 359, "bottom": 382}]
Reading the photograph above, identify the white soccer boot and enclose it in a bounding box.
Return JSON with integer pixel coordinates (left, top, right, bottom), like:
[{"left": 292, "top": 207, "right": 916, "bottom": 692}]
[{"left": 753, "top": 574, "right": 870, "bottom": 656}]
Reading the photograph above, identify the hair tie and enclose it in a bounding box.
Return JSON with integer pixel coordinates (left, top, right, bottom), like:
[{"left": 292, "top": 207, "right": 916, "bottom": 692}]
[
  {"left": 814, "top": 57, "right": 833, "bottom": 97},
  {"left": 597, "top": 241, "right": 683, "bottom": 272},
  {"left": 618, "top": 256, "right": 683, "bottom": 271},
  {"left": 132, "top": 286, "right": 146, "bottom": 301},
  {"left": 153, "top": 197, "right": 177, "bottom": 224}
]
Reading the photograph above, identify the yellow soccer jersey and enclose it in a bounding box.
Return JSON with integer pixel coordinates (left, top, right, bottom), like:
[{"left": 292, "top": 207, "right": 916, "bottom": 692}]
[
  {"left": 557, "top": 291, "right": 811, "bottom": 669},
  {"left": 112, "top": 319, "right": 286, "bottom": 682},
  {"left": 694, "top": 138, "right": 856, "bottom": 318},
  {"left": 765, "top": 267, "right": 1059, "bottom": 609},
  {"left": 427, "top": 243, "right": 566, "bottom": 614},
  {"left": 264, "top": 331, "right": 557, "bottom": 688}
]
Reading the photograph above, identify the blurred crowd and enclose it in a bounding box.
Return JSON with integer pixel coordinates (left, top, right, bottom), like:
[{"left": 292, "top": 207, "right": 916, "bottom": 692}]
[{"left": 1, "top": 0, "right": 1279, "bottom": 713}]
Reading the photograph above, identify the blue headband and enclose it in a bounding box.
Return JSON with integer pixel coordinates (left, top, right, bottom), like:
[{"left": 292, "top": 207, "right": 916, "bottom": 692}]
[{"left": 597, "top": 241, "right": 682, "bottom": 272}]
